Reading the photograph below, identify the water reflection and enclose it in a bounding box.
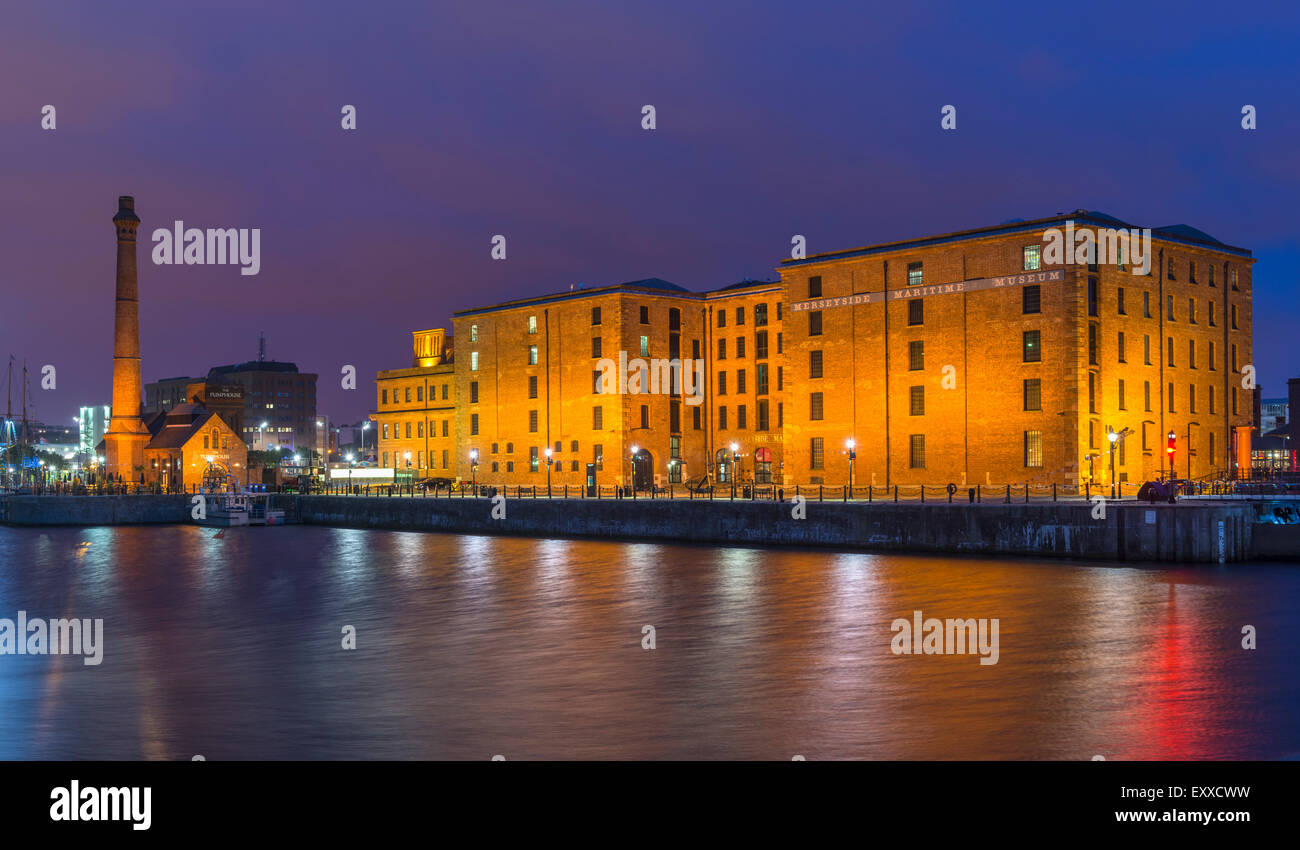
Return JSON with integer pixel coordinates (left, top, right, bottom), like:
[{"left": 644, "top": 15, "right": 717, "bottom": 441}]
[{"left": 0, "top": 525, "right": 1296, "bottom": 760}]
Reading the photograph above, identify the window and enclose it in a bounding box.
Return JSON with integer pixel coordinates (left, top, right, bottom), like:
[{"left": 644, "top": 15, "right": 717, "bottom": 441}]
[
  {"left": 909, "top": 434, "right": 926, "bottom": 469},
  {"left": 736, "top": 307, "right": 745, "bottom": 325},
  {"left": 808, "top": 276, "right": 822, "bottom": 298},
  {"left": 1144, "top": 380, "right": 1152, "bottom": 412},
  {"left": 381, "top": 389, "right": 388, "bottom": 404},
  {"left": 810, "top": 392, "right": 824, "bottom": 421},
  {"left": 470, "top": 351, "right": 479, "bottom": 371},
  {"left": 669, "top": 307, "right": 680, "bottom": 331},
  {"left": 592, "top": 306, "right": 601, "bottom": 325},
  {"left": 443, "top": 420, "right": 449, "bottom": 437},
  {"left": 640, "top": 305, "right": 649, "bottom": 324},
  {"left": 594, "top": 444, "right": 603, "bottom": 470},
  {"left": 718, "top": 338, "right": 727, "bottom": 359},
  {"left": 810, "top": 350, "right": 823, "bottom": 379},
  {"left": 1023, "top": 330, "right": 1041, "bottom": 362},
  {"left": 1167, "top": 337, "right": 1175, "bottom": 366},
  {"left": 405, "top": 422, "right": 412, "bottom": 438},
  {"left": 1144, "top": 335, "right": 1151, "bottom": 365},
  {"left": 1088, "top": 372, "right": 1097, "bottom": 414},
  {"left": 530, "top": 447, "right": 539, "bottom": 472},
  {"left": 1117, "top": 287, "right": 1126, "bottom": 315},
  {"left": 693, "top": 406, "right": 702, "bottom": 430},
  {"left": 1230, "top": 266, "right": 1239, "bottom": 290},
  {"left": 777, "top": 366, "right": 784, "bottom": 391},
  {"left": 640, "top": 405, "right": 649, "bottom": 429},
  {"left": 1189, "top": 298, "right": 1197, "bottom": 323},
  {"left": 1232, "top": 343, "right": 1238, "bottom": 371},
  {"left": 907, "top": 262, "right": 923, "bottom": 287},
  {"left": 909, "top": 340, "right": 924, "bottom": 371},
  {"left": 1024, "top": 431, "right": 1043, "bottom": 468},
  {"left": 570, "top": 440, "right": 578, "bottom": 453},
  {"left": 1231, "top": 304, "right": 1239, "bottom": 329},
  {"left": 1209, "top": 385, "right": 1216, "bottom": 414},
  {"left": 910, "top": 385, "right": 925, "bottom": 416},
  {"left": 718, "top": 406, "right": 727, "bottom": 430},
  {"left": 1168, "top": 382, "right": 1176, "bottom": 412},
  {"left": 382, "top": 423, "right": 389, "bottom": 439},
  {"left": 528, "top": 345, "right": 538, "bottom": 365},
  {"left": 755, "top": 303, "right": 768, "bottom": 326},
  {"left": 1209, "top": 341, "right": 1216, "bottom": 370},
  {"left": 416, "top": 386, "right": 423, "bottom": 402},
  {"left": 809, "top": 311, "right": 823, "bottom": 335},
  {"left": 1189, "top": 384, "right": 1196, "bottom": 414},
  {"left": 670, "top": 401, "right": 680, "bottom": 433},
  {"left": 470, "top": 413, "right": 479, "bottom": 435},
  {"left": 1088, "top": 277, "right": 1098, "bottom": 316},
  {"left": 1023, "top": 285, "right": 1041, "bottom": 314},
  {"left": 737, "top": 369, "right": 747, "bottom": 394},
  {"left": 1088, "top": 323, "right": 1098, "bottom": 366},
  {"left": 1190, "top": 260, "right": 1198, "bottom": 284},
  {"left": 737, "top": 405, "right": 747, "bottom": 429},
  {"left": 1023, "top": 379, "right": 1041, "bottom": 411},
  {"left": 1023, "top": 244, "right": 1042, "bottom": 271},
  {"left": 1168, "top": 257, "right": 1176, "bottom": 280},
  {"left": 1167, "top": 295, "right": 1175, "bottom": 321},
  {"left": 592, "top": 337, "right": 602, "bottom": 358},
  {"left": 640, "top": 336, "right": 649, "bottom": 357},
  {"left": 470, "top": 381, "right": 479, "bottom": 403},
  {"left": 907, "top": 299, "right": 923, "bottom": 326},
  {"left": 1209, "top": 301, "right": 1216, "bottom": 327},
  {"left": 405, "top": 387, "right": 411, "bottom": 403},
  {"left": 810, "top": 437, "right": 824, "bottom": 470},
  {"left": 528, "top": 315, "right": 538, "bottom": 334},
  {"left": 1118, "top": 379, "right": 1126, "bottom": 410},
  {"left": 757, "top": 399, "right": 769, "bottom": 430},
  {"left": 717, "top": 372, "right": 727, "bottom": 395},
  {"left": 593, "top": 407, "right": 602, "bottom": 429},
  {"left": 1188, "top": 339, "right": 1196, "bottom": 369},
  {"left": 1143, "top": 291, "right": 1151, "bottom": 318},
  {"left": 417, "top": 421, "right": 423, "bottom": 438},
  {"left": 756, "top": 331, "right": 768, "bottom": 359},
  {"left": 1209, "top": 265, "right": 1216, "bottom": 286},
  {"left": 528, "top": 410, "right": 538, "bottom": 432},
  {"left": 736, "top": 337, "right": 745, "bottom": 358},
  {"left": 470, "top": 324, "right": 479, "bottom": 342},
  {"left": 1117, "top": 331, "right": 1126, "bottom": 362},
  {"left": 717, "top": 309, "right": 726, "bottom": 328}
]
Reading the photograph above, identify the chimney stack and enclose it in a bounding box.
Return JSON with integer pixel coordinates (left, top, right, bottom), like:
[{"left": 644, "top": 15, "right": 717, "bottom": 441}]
[{"left": 104, "top": 195, "right": 150, "bottom": 482}]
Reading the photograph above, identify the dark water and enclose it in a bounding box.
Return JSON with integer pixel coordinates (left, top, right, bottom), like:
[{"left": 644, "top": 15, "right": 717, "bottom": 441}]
[{"left": 0, "top": 525, "right": 1297, "bottom": 760}]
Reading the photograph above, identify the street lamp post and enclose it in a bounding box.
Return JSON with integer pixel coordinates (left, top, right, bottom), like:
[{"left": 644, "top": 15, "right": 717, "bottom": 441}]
[
  {"left": 544, "top": 447, "right": 553, "bottom": 497},
  {"left": 258, "top": 421, "right": 268, "bottom": 451},
  {"left": 730, "top": 442, "right": 739, "bottom": 500},
  {"left": 629, "top": 445, "right": 638, "bottom": 498},
  {"left": 846, "top": 438, "right": 856, "bottom": 497},
  {"left": 469, "top": 448, "right": 478, "bottom": 494},
  {"left": 1168, "top": 430, "right": 1177, "bottom": 480}
]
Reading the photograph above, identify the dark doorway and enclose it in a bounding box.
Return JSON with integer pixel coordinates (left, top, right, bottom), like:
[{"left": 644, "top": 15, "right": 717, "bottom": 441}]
[{"left": 632, "top": 449, "right": 653, "bottom": 492}]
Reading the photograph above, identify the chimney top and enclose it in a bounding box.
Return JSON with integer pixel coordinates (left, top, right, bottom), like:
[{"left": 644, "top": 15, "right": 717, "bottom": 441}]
[{"left": 113, "top": 195, "right": 140, "bottom": 224}]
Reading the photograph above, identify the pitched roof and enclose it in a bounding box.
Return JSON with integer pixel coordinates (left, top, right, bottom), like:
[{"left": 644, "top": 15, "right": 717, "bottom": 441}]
[{"left": 146, "top": 410, "right": 217, "bottom": 450}]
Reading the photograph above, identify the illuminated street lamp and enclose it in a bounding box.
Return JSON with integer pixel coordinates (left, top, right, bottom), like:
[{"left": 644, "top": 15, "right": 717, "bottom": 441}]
[
  {"left": 846, "top": 438, "right": 857, "bottom": 495},
  {"left": 258, "top": 421, "right": 268, "bottom": 451},
  {"left": 469, "top": 448, "right": 479, "bottom": 493},
  {"left": 1167, "top": 431, "right": 1177, "bottom": 480},
  {"left": 544, "top": 446, "right": 553, "bottom": 497},
  {"left": 630, "top": 445, "right": 639, "bottom": 498},
  {"left": 730, "top": 442, "right": 739, "bottom": 499}
]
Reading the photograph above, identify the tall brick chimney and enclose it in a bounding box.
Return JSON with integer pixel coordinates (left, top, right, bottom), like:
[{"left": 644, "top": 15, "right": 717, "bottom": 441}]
[{"left": 104, "top": 196, "right": 150, "bottom": 482}]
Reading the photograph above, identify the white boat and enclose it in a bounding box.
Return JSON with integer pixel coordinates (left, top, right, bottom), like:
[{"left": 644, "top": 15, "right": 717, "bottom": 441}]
[{"left": 195, "top": 492, "right": 285, "bottom": 527}]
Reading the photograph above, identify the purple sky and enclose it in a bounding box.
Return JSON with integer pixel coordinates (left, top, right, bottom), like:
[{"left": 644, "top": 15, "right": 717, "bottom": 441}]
[{"left": 2, "top": 0, "right": 1297, "bottom": 429}]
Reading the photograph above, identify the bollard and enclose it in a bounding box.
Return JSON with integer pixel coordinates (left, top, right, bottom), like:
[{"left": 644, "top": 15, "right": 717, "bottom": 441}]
[
  {"left": 893, "top": 485, "right": 898, "bottom": 502},
  {"left": 819, "top": 484, "right": 823, "bottom": 502},
  {"left": 1085, "top": 482, "right": 1090, "bottom": 501},
  {"left": 920, "top": 486, "right": 925, "bottom": 504},
  {"left": 1052, "top": 483, "right": 1057, "bottom": 502},
  {"left": 1025, "top": 482, "right": 1029, "bottom": 504},
  {"left": 868, "top": 485, "right": 872, "bottom": 503},
  {"left": 1005, "top": 484, "right": 1011, "bottom": 504}
]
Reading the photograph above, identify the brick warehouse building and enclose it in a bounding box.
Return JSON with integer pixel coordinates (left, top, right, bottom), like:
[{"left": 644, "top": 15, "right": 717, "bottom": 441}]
[
  {"left": 375, "top": 209, "right": 1254, "bottom": 491},
  {"left": 779, "top": 209, "right": 1254, "bottom": 489},
  {"left": 442, "top": 278, "right": 785, "bottom": 491},
  {"left": 373, "top": 328, "right": 457, "bottom": 476}
]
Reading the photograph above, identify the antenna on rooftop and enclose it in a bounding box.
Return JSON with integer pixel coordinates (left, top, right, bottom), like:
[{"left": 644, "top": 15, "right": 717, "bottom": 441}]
[{"left": 258, "top": 331, "right": 266, "bottom": 362}]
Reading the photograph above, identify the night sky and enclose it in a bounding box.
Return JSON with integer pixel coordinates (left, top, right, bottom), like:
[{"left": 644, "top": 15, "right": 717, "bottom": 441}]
[{"left": 2, "top": 0, "right": 1297, "bottom": 429}]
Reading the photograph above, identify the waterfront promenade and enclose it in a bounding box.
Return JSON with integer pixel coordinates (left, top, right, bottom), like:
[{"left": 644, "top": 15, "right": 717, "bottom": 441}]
[{"left": 2, "top": 490, "right": 1287, "bottom": 563}]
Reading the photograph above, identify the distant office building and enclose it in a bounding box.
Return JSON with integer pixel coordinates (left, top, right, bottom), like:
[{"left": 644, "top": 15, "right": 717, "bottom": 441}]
[
  {"left": 1260, "top": 396, "right": 1287, "bottom": 436},
  {"left": 206, "top": 359, "right": 317, "bottom": 451},
  {"left": 78, "top": 406, "right": 111, "bottom": 456},
  {"left": 145, "top": 378, "right": 246, "bottom": 437}
]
